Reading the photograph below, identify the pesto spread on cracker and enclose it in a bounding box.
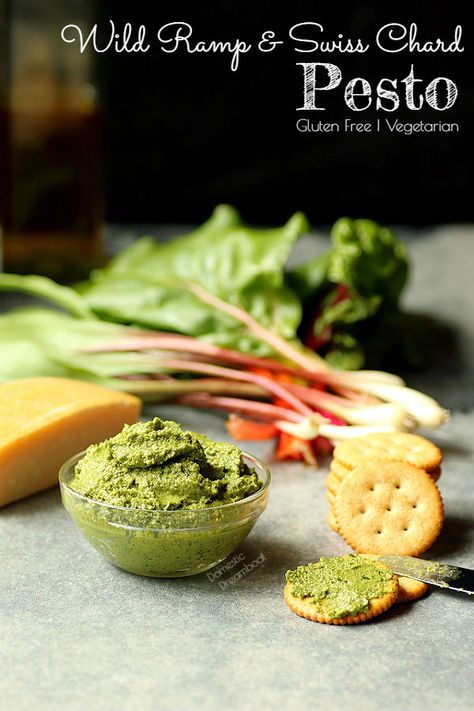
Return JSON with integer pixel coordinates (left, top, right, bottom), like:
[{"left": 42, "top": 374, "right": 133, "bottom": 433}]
[
  {"left": 285, "top": 555, "right": 394, "bottom": 619},
  {"left": 71, "top": 417, "right": 260, "bottom": 509}
]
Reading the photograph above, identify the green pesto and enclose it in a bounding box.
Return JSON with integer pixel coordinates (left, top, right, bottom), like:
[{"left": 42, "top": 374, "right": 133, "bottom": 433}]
[
  {"left": 71, "top": 417, "right": 260, "bottom": 510},
  {"left": 64, "top": 499, "right": 258, "bottom": 577},
  {"left": 286, "top": 555, "right": 394, "bottom": 619},
  {"left": 63, "top": 418, "right": 266, "bottom": 577}
]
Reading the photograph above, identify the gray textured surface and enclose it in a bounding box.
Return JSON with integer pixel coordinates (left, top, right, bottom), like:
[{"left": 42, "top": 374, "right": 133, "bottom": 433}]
[{"left": 1, "top": 226, "right": 474, "bottom": 711}]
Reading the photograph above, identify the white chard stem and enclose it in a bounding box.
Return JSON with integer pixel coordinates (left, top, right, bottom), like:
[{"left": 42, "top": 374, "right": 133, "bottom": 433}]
[
  {"left": 346, "top": 381, "right": 449, "bottom": 427},
  {"left": 276, "top": 418, "right": 400, "bottom": 441}
]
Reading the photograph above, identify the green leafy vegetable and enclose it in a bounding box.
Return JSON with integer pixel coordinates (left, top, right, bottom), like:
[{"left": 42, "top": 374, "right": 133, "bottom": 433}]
[
  {"left": 289, "top": 218, "right": 409, "bottom": 369},
  {"left": 0, "top": 308, "right": 150, "bottom": 383},
  {"left": 0, "top": 273, "right": 95, "bottom": 319},
  {"left": 0, "top": 209, "right": 409, "bottom": 374},
  {"left": 328, "top": 218, "right": 409, "bottom": 305},
  {"left": 78, "top": 205, "right": 309, "bottom": 355}
]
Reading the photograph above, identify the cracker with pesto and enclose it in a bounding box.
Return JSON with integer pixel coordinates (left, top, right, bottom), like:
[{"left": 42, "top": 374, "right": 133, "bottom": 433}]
[{"left": 284, "top": 555, "right": 399, "bottom": 625}]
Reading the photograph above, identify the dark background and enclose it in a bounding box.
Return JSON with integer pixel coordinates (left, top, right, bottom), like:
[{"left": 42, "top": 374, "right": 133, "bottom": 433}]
[{"left": 97, "top": 0, "right": 474, "bottom": 226}]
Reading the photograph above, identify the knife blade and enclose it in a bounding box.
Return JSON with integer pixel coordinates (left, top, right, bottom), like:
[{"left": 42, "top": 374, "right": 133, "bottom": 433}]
[{"left": 377, "top": 555, "right": 474, "bottom": 595}]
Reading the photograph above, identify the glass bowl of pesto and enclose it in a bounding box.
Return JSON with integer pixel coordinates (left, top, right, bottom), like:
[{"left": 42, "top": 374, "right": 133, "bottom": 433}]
[{"left": 59, "top": 451, "right": 270, "bottom": 578}]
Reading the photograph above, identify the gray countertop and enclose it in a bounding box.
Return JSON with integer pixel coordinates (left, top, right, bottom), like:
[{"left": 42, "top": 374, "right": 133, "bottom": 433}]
[{"left": 1, "top": 226, "right": 473, "bottom": 711}]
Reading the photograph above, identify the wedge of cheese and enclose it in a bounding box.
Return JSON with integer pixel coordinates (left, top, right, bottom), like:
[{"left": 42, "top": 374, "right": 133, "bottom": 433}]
[{"left": 0, "top": 377, "right": 141, "bottom": 507}]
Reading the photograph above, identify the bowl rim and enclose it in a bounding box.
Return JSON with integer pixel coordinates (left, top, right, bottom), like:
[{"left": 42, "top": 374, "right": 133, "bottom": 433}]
[{"left": 59, "top": 449, "right": 271, "bottom": 515}]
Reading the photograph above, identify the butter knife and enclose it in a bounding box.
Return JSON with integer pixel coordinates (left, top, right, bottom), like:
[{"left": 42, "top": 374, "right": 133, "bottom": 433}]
[{"left": 377, "top": 555, "right": 474, "bottom": 596}]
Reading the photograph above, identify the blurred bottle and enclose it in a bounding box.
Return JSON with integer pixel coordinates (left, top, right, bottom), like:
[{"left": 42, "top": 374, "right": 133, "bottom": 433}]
[{"left": 0, "top": 0, "right": 103, "bottom": 280}]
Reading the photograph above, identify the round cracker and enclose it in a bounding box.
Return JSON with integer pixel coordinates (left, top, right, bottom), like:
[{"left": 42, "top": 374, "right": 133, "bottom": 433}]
[
  {"left": 333, "top": 459, "right": 441, "bottom": 483},
  {"left": 326, "top": 488, "right": 336, "bottom": 506},
  {"left": 326, "top": 469, "right": 341, "bottom": 495},
  {"left": 331, "top": 459, "right": 353, "bottom": 480},
  {"left": 334, "top": 433, "right": 442, "bottom": 472},
  {"left": 327, "top": 508, "right": 339, "bottom": 532},
  {"left": 284, "top": 567, "right": 399, "bottom": 625},
  {"left": 334, "top": 460, "right": 444, "bottom": 556},
  {"left": 396, "top": 577, "right": 429, "bottom": 604}
]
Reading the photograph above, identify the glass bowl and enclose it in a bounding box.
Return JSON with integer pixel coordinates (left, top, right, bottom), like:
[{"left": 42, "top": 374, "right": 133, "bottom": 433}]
[{"left": 59, "top": 451, "right": 271, "bottom": 578}]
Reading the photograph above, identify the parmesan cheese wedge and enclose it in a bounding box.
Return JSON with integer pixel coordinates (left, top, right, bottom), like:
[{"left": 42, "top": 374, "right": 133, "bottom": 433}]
[{"left": 0, "top": 377, "right": 141, "bottom": 507}]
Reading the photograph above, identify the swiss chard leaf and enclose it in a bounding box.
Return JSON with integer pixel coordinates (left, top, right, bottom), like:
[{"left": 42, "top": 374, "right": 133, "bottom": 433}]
[
  {"left": 0, "top": 308, "right": 156, "bottom": 383},
  {"left": 290, "top": 218, "right": 408, "bottom": 306},
  {"left": 289, "top": 218, "right": 409, "bottom": 368},
  {"left": 328, "top": 218, "right": 409, "bottom": 305},
  {"left": 0, "top": 273, "right": 95, "bottom": 319},
  {"left": 79, "top": 205, "right": 309, "bottom": 354},
  {"left": 313, "top": 291, "right": 382, "bottom": 336}
]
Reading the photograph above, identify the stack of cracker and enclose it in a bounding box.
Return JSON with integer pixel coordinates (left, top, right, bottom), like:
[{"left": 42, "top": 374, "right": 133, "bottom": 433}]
[{"left": 326, "top": 432, "right": 444, "bottom": 557}]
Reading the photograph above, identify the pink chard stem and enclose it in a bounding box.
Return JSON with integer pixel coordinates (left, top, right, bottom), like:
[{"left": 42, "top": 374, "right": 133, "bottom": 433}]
[
  {"left": 175, "top": 394, "right": 303, "bottom": 424},
  {"left": 186, "top": 282, "right": 329, "bottom": 373},
  {"left": 151, "top": 358, "right": 312, "bottom": 416},
  {"left": 79, "top": 332, "right": 319, "bottom": 379}
]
